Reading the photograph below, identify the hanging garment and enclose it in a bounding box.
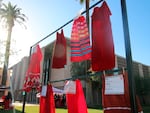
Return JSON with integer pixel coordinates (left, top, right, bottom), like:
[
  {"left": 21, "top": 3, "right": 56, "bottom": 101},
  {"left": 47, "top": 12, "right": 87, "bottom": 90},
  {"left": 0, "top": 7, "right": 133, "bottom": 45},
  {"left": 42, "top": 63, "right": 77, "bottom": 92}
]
[
  {"left": 102, "top": 72, "right": 131, "bottom": 113},
  {"left": 23, "top": 44, "right": 43, "bottom": 92},
  {"left": 52, "top": 29, "right": 67, "bottom": 68},
  {"left": 136, "top": 95, "right": 143, "bottom": 113},
  {"left": 70, "top": 16, "right": 91, "bottom": 62},
  {"left": 39, "top": 84, "right": 55, "bottom": 113},
  {"left": 66, "top": 80, "right": 88, "bottom": 113},
  {"left": 91, "top": 1, "right": 115, "bottom": 71}
]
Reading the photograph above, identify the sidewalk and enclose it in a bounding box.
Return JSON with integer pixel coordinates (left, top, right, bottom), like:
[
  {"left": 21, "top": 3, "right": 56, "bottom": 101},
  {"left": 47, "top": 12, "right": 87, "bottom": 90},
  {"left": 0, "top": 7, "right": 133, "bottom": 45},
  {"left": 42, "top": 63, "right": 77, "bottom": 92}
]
[{"left": 13, "top": 102, "right": 39, "bottom": 106}]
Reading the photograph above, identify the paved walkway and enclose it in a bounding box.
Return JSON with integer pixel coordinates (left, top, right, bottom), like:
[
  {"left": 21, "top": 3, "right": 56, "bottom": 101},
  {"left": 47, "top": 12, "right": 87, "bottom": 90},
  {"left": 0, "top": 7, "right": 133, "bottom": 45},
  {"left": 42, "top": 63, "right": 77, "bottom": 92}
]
[{"left": 13, "top": 102, "right": 39, "bottom": 106}]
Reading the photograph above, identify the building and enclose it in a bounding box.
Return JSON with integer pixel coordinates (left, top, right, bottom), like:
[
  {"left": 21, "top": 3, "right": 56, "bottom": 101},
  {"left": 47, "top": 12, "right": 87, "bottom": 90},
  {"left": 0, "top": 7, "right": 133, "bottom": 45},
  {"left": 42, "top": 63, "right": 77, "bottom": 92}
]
[
  {"left": 116, "top": 55, "right": 150, "bottom": 77},
  {"left": 9, "top": 40, "right": 150, "bottom": 105},
  {"left": 9, "top": 56, "right": 29, "bottom": 101}
]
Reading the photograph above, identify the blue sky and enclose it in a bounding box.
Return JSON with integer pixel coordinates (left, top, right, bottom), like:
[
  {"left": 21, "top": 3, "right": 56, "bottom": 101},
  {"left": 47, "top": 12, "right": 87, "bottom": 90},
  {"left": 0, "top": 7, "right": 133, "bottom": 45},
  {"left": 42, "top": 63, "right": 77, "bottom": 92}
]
[{"left": 2, "top": 0, "right": 150, "bottom": 66}]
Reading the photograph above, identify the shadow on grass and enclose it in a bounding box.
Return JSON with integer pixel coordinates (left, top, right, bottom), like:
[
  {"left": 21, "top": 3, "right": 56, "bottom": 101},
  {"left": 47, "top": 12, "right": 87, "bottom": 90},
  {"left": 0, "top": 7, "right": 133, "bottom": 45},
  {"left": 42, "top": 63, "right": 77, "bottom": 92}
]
[{"left": 0, "top": 109, "right": 22, "bottom": 113}]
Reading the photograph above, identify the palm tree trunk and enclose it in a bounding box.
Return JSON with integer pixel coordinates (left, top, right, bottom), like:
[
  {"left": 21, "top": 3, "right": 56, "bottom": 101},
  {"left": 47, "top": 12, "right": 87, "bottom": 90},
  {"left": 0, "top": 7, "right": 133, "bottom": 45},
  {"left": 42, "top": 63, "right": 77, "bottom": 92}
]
[
  {"left": 5, "top": 26, "right": 12, "bottom": 67},
  {"left": 2, "top": 26, "right": 12, "bottom": 85},
  {"left": 1, "top": 64, "right": 7, "bottom": 85},
  {"left": 85, "top": 0, "right": 93, "bottom": 106},
  {"left": 85, "top": 0, "right": 90, "bottom": 30}
]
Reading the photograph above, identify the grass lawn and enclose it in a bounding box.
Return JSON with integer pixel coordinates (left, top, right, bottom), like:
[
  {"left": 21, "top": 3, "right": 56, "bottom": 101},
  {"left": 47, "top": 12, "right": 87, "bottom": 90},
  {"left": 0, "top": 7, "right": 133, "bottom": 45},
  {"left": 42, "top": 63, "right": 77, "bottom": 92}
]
[
  {"left": 0, "top": 106, "right": 103, "bottom": 113},
  {"left": 0, "top": 105, "right": 150, "bottom": 113}
]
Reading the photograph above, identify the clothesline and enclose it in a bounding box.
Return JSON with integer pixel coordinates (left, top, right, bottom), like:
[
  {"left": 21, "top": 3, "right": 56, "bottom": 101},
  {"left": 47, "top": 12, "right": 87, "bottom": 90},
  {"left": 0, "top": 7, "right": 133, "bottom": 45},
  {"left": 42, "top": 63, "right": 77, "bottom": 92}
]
[
  {"left": 33, "top": 0, "right": 104, "bottom": 86},
  {"left": 31, "top": 0, "right": 104, "bottom": 48},
  {"left": 49, "top": 67, "right": 127, "bottom": 83}
]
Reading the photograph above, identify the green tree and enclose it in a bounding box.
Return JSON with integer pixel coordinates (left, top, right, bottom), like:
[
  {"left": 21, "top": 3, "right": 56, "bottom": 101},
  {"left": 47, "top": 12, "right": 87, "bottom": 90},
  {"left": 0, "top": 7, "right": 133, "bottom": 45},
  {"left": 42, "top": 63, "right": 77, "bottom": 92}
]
[
  {"left": 71, "top": 61, "right": 90, "bottom": 76},
  {"left": 71, "top": 60, "right": 92, "bottom": 106},
  {"left": 0, "top": 2, "right": 27, "bottom": 85}
]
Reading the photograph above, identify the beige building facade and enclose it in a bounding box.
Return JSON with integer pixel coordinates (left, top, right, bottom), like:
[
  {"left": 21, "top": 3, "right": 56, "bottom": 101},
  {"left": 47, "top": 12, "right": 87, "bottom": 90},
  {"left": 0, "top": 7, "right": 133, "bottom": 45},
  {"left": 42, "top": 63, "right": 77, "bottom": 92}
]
[{"left": 8, "top": 41, "right": 150, "bottom": 104}]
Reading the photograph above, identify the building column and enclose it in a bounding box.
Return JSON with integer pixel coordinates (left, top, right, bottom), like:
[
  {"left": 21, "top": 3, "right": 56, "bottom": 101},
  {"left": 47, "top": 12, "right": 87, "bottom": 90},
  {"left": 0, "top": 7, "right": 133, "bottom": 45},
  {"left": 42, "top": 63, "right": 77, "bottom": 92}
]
[
  {"left": 138, "top": 64, "right": 144, "bottom": 77},
  {"left": 115, "top": 55, "right": 118, "bottom": 68},
  {"left": 148, "top": 66, "right": 150, "bottom": 77}
]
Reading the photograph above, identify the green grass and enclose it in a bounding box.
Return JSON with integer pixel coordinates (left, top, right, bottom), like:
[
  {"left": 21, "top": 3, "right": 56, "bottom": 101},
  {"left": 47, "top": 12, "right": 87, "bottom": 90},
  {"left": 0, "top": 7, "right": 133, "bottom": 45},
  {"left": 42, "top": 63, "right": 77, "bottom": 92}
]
[
  {"left": 0, "top": 106, "right": 103, "bottom": 113},
  {"left": 0, "top": 105, "right": 150, "bottom": 113}
]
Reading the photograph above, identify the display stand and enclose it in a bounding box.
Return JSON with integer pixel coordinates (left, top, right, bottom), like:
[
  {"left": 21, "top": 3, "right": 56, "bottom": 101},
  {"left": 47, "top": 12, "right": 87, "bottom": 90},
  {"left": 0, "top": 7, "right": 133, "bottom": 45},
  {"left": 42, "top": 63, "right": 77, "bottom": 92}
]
[{"left": 22, "top": 0, "right": 138, "bottom": 113}]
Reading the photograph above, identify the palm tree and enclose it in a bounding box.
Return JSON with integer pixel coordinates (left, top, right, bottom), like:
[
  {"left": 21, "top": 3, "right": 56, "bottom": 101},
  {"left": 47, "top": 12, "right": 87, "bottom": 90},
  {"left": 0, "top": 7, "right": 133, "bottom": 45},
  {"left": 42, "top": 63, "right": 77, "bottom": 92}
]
[
  {"left": 80, "top": 0, "right": 90, "bottom": 29},
  {"left": 0, "top": 2, "right": 27, "bottom": 85},
  {"left": 77, "top": 0, "right": 93, "bottom": 106}
]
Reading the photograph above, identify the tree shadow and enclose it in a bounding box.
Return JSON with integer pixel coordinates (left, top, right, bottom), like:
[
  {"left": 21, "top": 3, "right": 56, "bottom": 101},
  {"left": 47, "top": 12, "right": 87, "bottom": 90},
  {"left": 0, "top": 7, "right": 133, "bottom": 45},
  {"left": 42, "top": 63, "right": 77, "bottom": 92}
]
[{"left": 0, "top": 109, "right": 22, "bottom": 113}]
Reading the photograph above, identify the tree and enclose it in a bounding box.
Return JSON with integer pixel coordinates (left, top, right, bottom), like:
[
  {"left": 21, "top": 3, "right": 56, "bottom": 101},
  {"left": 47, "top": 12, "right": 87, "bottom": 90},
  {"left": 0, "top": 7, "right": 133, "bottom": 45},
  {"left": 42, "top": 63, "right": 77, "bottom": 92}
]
[
  {"left": 71, "top": 60, "right": 93, "bottom": 106},
  {"left": 0, "top": 1, "right": 27, "bottom": 85},
  {"left": 79, "top": 0, "right": 90, "bottom": 29},
  {"left": 0, "top": 39, "right": 21, "bottom": 67},
  {"left": 76, "top": 0, "right": 93, "bottom": 106},
  {"left": 71, "top": 61, "right": 89, "bottom": 76}
]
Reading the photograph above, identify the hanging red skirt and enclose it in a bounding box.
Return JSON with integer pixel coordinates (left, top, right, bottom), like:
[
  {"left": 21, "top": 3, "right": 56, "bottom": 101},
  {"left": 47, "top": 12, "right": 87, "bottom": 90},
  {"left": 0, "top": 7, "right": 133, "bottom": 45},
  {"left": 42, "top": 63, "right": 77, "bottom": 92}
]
[
  {"left": 66, "top": 80, "right": 88, "bottom": 113},
  {"left": 39, "top": 84, "right": 55, "bottom": 113}
]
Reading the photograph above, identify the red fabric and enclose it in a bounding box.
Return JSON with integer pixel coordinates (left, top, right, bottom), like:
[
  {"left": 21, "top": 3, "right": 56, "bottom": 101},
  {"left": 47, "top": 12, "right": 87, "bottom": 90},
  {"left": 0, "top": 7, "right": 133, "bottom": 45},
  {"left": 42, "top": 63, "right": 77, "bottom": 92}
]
[
  {"left": 2, "top": 96, "right": 13, "bottom": 110},
  {"left": 4, "top": 99, "right": 10, "bottom": 109},
  {"left": 70, "top": 16, "right": 91, "bottom": 62},
  {"left": 39, "top": 84, "right": 55, "bottom": 113},
  {"left": 91, "top": 1, "right": 115, "bottom": 71},
  {"left": 66, "top": 80, "right": 88, "bottom": 113},
  {"left": 102, "top": 72, "right": 131, "bottom": 113},
  {"left": 136, "top": 95, "right": 143, "bottom": 112},
  {"left": 23, "top": 44, "right": 43, "bottom": 92},
  {"left": 1, "top": 96, "right": 6, "bottom": 100},
  {"left": 52, "top": 29, "right": 67, "bottom": 68}
]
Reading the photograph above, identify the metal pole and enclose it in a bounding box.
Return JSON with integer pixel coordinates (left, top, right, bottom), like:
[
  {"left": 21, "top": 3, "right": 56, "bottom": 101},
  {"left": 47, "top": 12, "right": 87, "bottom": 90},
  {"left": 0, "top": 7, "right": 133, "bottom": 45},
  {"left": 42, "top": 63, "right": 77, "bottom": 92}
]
[
  {"left": 22, "top": 91, "right": 26, "bottom": 113},
  {"left": 120, "top": 0, "right": 137, "bottom": 113},
  {"left": 22, "top": 46, "right": 32, "bottom": 113}
]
